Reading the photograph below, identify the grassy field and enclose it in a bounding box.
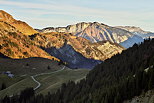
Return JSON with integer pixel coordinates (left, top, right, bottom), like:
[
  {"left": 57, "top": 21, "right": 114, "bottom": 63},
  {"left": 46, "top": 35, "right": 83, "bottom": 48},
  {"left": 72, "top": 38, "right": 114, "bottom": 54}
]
[
  {"left": 0, "top": 75, "right": 23, "bottom": 88},
  {"left": 0, "top": 76, "right": 37, "bottom": 98},
  {"left": 0, "top": 68, "right": 89, "bottom": 98},
  {"left": 0, "top": 57, "right": 62, "bottom": 75},
  {"left": 35, "top": 68, "right": 89, "bottom": 95}
]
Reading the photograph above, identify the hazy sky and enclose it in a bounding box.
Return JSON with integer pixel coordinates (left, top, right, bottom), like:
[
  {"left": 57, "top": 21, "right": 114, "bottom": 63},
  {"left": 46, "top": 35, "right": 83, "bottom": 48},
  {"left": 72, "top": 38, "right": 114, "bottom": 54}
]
[{"left": 0, "top": 0, "right": 154, "bottom": 32}]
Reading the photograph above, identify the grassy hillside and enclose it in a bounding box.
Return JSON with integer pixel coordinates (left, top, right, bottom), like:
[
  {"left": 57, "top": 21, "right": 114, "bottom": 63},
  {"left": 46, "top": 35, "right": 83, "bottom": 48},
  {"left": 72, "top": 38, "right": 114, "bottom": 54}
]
[
  {"left": 35, "top": 68, "right": 89, "bottom": 95},
  {"left": 0, "top": 57, "right": 61, "bottom": 75},
  {"left": 0, "top": 57, "right": 89, "bottom": 98},
  {"left": 0, "top": 68, "right": 89, "bottom": 98},
  {"left": 0, "top": 76, "right": 36, "bottom": 98}
]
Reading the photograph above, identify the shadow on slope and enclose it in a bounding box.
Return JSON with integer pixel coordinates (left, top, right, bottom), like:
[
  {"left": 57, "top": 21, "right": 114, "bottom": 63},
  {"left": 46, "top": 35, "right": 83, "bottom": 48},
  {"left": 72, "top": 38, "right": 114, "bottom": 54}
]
[
  {"left": 120, "top": 35, "right": 144, "bottom": 48},
  {"left": 42, "top": 43, "right": 101, "bottom": 69}
]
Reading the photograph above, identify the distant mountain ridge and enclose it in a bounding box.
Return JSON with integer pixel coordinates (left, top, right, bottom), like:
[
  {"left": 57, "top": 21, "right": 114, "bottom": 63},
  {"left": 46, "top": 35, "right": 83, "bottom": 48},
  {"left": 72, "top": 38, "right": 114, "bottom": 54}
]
[
  {"left": 120, "top": 35, "right": 144, "bottom": 48},
  {"left": 38, "top": 22, "right": 154, "bottom": 49},
  {"left": 116, "top": 26, "right": 154, "bottom": 39},
  {"left": 37, "top": 22, "right": 134, "bottom": 43}
]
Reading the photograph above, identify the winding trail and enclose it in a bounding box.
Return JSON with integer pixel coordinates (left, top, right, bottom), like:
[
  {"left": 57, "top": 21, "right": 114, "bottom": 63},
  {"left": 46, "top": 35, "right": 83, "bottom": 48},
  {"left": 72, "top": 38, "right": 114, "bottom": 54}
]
[{"left": 31, "top": 66, "right": 65, "bottom": 90}]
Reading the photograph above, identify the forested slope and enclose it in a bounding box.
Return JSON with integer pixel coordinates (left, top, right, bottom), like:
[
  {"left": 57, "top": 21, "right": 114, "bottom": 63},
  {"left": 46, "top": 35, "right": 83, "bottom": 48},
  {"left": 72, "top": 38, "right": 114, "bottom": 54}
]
[{"left": 1, "top": 39, "right": 154, "bottom": 103}]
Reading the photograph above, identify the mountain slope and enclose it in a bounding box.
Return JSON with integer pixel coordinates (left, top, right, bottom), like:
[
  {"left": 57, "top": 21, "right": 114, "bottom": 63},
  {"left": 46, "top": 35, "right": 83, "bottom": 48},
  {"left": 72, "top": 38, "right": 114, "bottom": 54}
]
[
  {"left": 0, "top": 21, "right": 57, "bottom": 60},
  {"left": 30, "top": 32, "right": 124, "bottom": 68},
  {"left": 0, "top": 55, "right": 89, "bottom": 98},
  {"left": 124, "top": 89, "right": 154, "bottom": 103},
  {"left": 0, "top": 10, "right": 37, "bottom": 35},
  {"left": 43, "top": 43, "right": 101, "bottom": 69},
  {"left": 47, "top": 39, "right": 154, "bottom": 103},
  {"left": 38, "top": 22, "right": 134, "bottom": 43},
  {"left": 0, "top": 57, "right": 61, "bottom": 75},
  {"left": 31, "top": 32, "right": 124, "bottom": 61},
  {"left": 120, "top": 35, "right": 144, "bottom": 48},
  {"left": 2, "top": 37, "right": 154, "bottom": 103}
]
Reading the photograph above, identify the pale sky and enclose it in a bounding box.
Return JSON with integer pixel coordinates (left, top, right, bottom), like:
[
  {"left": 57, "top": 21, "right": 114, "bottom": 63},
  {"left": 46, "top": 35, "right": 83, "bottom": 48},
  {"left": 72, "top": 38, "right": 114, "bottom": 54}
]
[{"left": 0, "top": 0, "right": 154, "bottom": 32}]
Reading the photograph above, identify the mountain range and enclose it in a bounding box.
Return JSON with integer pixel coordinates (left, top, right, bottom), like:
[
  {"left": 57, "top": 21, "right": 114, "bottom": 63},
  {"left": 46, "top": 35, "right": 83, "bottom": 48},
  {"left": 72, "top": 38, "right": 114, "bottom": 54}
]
[
  {"left": 0, "top": 9, "right": 154, "bottom": 103},
  {"left": 0, "top": 10, "right": 125, "bottom": 69},
  {"left": 38, "top": 22, "right": 154, "bottom": 48},
  {"left": 0, "top": 9, "right": 154, "bottom": 68},
  {"left": 37, "top": 22, "right": 133, "bottom": 43}
]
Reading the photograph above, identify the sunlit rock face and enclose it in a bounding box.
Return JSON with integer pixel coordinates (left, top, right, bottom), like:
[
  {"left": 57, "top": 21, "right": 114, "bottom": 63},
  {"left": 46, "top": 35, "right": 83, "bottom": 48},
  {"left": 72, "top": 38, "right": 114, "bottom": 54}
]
[{"left": 38, "top": 22, "right": 133, "bottom": 43}]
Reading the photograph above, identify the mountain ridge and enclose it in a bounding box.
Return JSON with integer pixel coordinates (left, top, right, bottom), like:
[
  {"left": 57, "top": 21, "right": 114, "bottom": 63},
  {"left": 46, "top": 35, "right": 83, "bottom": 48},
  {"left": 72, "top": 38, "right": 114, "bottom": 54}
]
[
  {"left": 37, "top": 22, "right": 134, "bottom": 43},
  {"left": 0, "top": 10, "right": 37, "bottom": 35}
]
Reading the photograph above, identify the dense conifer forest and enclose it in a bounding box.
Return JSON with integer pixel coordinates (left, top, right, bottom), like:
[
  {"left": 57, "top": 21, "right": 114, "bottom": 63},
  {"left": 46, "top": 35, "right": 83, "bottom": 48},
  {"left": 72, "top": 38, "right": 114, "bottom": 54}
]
[{"left": 1, "top": 39, "right": 154, "bottom": 103}]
